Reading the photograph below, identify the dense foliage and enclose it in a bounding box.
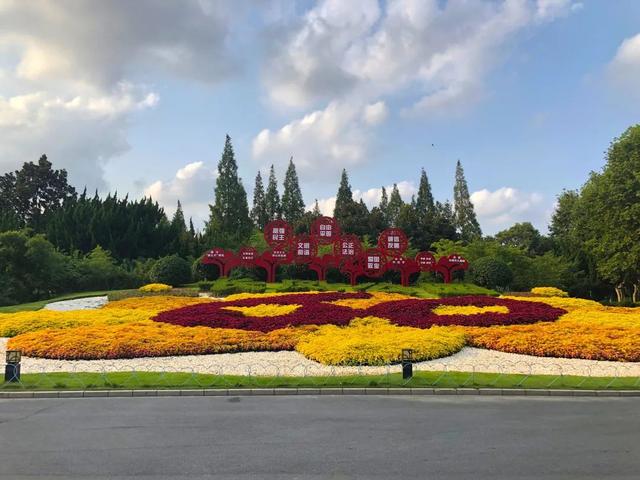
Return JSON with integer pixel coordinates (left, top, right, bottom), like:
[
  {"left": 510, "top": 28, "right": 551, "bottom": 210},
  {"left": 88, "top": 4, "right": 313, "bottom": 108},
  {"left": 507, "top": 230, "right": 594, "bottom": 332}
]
[{"left": 1, "top": 125, "right": 638, "bottom": 305}]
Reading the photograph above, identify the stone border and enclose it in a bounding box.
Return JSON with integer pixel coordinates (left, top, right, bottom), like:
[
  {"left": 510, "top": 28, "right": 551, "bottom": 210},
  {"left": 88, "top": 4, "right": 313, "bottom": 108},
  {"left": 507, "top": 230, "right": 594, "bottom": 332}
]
[{"left": 2, "top": 388, "right": 640, "bottom": 399}]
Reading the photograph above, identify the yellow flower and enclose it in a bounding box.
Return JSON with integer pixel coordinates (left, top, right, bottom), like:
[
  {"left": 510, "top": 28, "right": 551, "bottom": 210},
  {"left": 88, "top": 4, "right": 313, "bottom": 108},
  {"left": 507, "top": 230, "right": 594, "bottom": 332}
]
[
  {"left": 139, "top": 283, "right": 172, "bottom": 292},
  {"left": 295, "top": 316, "right": 466, "bottom": 366},
  {"left": 327, "top": 292, "right": 412, "bottom": 309},
  {"left": 433, "top": 305, "right": 509, "bottom": 316},
  {"left": 223, "top": 304, "right": 300, "bottom": 317},
  {"left": 531, "top": 286, "right": 569, "bottom": 297}
]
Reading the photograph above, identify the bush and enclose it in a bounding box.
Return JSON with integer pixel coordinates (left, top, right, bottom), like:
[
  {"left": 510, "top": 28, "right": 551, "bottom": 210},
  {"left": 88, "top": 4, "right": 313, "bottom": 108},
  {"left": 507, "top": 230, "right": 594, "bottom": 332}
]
[
  {"left": 139, "top": 283, "right": 172, "bottom": 292},
  {"left": 210, "top": 278, "right": 266, "bottom": 296},
  {"left": 468, "top": 257, "right": 513, "bottom": 290},
  {"left": 150, "top": 255, "right": 192, "bottom": 286},
  {"left": 191, "top": 257, "right": 220, "bottom": 282},
  {"left": 531, "top": 286, "right": 569, "bottom": 297}
]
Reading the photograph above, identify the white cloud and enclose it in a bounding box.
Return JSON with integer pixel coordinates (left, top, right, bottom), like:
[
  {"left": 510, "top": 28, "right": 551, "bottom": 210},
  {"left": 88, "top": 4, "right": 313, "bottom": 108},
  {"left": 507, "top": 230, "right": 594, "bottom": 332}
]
[
  {"left": 470, "top": 187, "right": 548, "bottom": 233},
  {"left": 252, "top": 100, "right": 387, "bottom": 178},
  {"left": 535, "top": 0, "right": 583, "bottom": 21},
  {"left": 262, "top": 0, "right": 581, "bottom": 115},
  {"left": 0, "top": 0, "right": 241, "bottom": 189},
  {"left": 308, "top": 180, "right": 417, "bottom": 216},
  {"left": 143, "top": 161, "right": 217, "bottom": 228},
  {"left": 608, "top": 32, "right": 640, "bottom": 97},
  {"left": 362, "top": 101, "right": 388, "bottom": 125},
  {"left": 0, "top": 83, "right": 158, "bottom": 189}
]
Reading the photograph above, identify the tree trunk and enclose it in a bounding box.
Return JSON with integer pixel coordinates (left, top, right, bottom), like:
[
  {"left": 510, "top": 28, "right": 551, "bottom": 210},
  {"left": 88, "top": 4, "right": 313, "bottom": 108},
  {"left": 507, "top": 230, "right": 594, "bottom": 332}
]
[
  {"left": 633, "top": 283, "right": 639, "bottom": 304},
  {"left": 614, "top": 282, "right": 626, "bottom": 303}
]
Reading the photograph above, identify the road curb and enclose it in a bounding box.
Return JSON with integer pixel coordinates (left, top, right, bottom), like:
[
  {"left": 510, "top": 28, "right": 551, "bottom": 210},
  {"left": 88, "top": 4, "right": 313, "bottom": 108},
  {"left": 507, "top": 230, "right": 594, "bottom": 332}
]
[{"left": 1, "top": 388, "right": 640, "bottom": 399}]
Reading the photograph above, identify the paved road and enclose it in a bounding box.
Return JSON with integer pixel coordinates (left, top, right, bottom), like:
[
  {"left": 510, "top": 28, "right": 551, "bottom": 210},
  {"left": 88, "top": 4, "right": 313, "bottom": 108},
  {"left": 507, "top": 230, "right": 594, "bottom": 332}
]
[{"left": 0, "top": 395, "right": 638, "bottom": 479}]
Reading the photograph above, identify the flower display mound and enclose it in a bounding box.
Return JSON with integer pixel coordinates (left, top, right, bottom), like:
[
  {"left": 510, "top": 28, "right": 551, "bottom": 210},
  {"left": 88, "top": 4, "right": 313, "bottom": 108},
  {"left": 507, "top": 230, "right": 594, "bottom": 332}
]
[
  {"left": 9, "top": 323, "right": 315, "bottom": 360},
  {"left": 295, "top": 317, "right": 466, "bottom": 366},
  {"left": 151, "top": 292, "right": 565, "bottom": 332},
  {"left": 466, "top": 306, "right": 640, "bottom": 362}
]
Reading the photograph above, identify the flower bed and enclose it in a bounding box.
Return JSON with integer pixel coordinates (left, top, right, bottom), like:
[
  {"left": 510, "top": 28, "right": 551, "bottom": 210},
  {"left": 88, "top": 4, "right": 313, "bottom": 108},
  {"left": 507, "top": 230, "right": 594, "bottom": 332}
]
[{"left": 4, "top": 291, "right": 639, "bottom": 364}]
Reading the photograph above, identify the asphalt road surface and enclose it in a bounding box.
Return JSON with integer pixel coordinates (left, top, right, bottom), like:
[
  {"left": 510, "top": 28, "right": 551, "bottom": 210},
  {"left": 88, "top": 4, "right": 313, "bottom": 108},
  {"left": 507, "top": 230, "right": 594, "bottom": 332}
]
[{"left": 0, "top": 395, "right": 638, "bottom": 479}]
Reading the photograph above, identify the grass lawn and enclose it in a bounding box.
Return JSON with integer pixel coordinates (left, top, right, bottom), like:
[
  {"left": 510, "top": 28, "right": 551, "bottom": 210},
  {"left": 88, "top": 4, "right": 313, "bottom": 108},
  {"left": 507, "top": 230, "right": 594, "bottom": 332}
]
[
  {"left": 2, "top": 371, "right": 638, "bottom": 391},
  {"left": 0, "top": 291, "right": 113, "bottom": 314}
]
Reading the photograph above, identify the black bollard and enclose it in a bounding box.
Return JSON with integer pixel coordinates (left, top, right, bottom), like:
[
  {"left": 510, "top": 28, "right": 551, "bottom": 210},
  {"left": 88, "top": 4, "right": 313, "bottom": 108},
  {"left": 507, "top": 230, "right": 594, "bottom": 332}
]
[
  {"left": 401, "top": 348, "right": 413, "bottom": 380},
  {"left": 4, "top": 350, "right": 21, "bottom": 383}
]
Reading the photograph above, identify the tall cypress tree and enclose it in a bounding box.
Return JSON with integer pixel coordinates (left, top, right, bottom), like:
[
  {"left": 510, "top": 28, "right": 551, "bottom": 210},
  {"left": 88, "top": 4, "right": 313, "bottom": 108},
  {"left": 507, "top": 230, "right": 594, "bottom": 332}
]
[
  {"left": 312, "top": 199, "right": 321, "bottom": 217},
  {"left": 387, "top": 183, "right": 403, "bottom": 227},
  {"left": 379, "top": 186, "right": 389, "bottom": 224},
  {"left": 415, "top": 168, "right": 435, "bottom": 222},
  {"left": 281, "top": 158, "right": 305, "bottom": 225},
  {"left": 251, "top": 171, "right": 268, "bottom": 229},
  {"left": 206, "top": 135, "right": 252, "bottom": 248},
  {"left": 334, "top": 169, "right": 354, "bottom": 225},
  {"left": 453, "top": 160, "right": 482, "bottom": 241},
  {"left": 265, "top": 165, "right": 281, "bottom": 221}
]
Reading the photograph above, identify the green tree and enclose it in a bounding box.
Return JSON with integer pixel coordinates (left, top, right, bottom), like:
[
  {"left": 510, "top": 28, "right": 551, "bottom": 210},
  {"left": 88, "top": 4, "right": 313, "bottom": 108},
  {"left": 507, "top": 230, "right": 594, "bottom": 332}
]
[
  {"left": 415, "top": 168, "right": 435, "bottom": 221},
  {"left": 281, "top": 158, "right": 305, "bottom": 225},
  {"left": 0, "top": 155, "right": 76, "bottom": 230},
  {"left": 387, "top": 183, "right": 403, "bottom": 227},
  {"left": 495, "top": 222, "right": 548, "bottom": 256},
  {"left": 379, "top": 186, "right": 389, "bottom": 224},
  {"left": 251, "top": 171, "right": 268, "bottom": 229},
  {"left": 205, "top": 135, "right": 252, "bottom": 248},
  {"left": 579, "top": 125, "right": 640, "bottom": 302},
  {"left": 334, "top": 169, "right": 354, "bottom": 224},
  {"left": 265, "top": 165, "right": 281, "bottom": 222},
  {"left": 469, "top": 256, "right": 513, "bottom": 290},
  {"left": 453, "top": 160, "right": 482, "bottom": 241}
]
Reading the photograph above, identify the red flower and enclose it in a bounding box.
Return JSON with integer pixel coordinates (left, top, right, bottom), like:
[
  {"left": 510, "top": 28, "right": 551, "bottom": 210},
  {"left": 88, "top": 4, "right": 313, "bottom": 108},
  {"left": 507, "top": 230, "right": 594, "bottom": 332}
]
[{"left": 152, "top": 292, "right": 565, "bottom": 332}]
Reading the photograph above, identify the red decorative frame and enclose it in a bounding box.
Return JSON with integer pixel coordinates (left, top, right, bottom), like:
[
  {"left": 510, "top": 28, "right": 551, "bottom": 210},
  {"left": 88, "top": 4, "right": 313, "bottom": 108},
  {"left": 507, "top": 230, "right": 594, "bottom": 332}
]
[
  {"left": 202, "top": 218, "right": 469, "bottom": 285},
  {"left": 310, "top": 216, "right": 341, "bottom": 244}
]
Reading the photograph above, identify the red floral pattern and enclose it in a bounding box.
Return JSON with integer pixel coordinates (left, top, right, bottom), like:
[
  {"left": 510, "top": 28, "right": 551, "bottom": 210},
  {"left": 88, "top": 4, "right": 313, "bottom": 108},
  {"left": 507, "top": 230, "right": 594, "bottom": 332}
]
[{"left": 152, "top": 292, "right": 565, "bottom": 332}]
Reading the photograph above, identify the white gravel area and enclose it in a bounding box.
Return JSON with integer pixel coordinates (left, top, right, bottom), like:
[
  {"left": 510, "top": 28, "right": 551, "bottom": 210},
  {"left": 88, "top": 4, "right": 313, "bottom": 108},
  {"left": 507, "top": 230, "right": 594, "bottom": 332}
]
[
  {"left": 44, "top": 296, "right": 108, "bottom": 311},
  {"left": 2, "top": 338, "right": 639, "bottom": 377}
]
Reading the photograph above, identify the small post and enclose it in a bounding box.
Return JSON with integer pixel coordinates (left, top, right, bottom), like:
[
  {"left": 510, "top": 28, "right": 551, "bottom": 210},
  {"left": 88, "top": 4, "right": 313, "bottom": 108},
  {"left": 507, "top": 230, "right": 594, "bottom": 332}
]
[
  {"left": 5, "top": 350, "right": 21, "bottom": 383},
  {"left": 401, "top": 348, "right": 413, "bottom": 380}
]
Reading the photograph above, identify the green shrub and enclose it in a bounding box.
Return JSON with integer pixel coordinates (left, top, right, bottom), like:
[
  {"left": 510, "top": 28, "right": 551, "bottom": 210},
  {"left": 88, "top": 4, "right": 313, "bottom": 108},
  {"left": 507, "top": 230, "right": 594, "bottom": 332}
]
[
  {"left": 150, "top": 255, "right": 192, "bottom": 286},
  {"left": 209, "top": 278, "right": 266, "bottom": 296},
  {"left": 468, "top": 257, "right": 513, "bottom": 290}
]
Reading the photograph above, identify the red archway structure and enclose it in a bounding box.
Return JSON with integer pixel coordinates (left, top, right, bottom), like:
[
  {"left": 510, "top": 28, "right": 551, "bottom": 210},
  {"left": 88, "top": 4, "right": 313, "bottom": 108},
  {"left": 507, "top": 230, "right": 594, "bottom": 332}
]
[{"left": 202, "top": 218, "right": 468, "bottom": 284}]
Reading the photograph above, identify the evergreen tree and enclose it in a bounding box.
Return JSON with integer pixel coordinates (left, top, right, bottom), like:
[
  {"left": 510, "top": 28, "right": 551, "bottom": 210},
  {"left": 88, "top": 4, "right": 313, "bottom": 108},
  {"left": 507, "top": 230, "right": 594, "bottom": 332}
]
[
  {"left": 334, "top": 169, "right": 354, "bottom": 226},
  {"left": 387, "top": 183, "right": 403, "bottom": 227},
  {"left": 206, "top": 135, "right": 252, "bottom": 248},
  {"left": 312, "top": 199, "right": 321, "bottom": 217},
  {"left": 379, "top": 186, "right": 389, "bottom": 223},
  {"left": 432, "top": 200, "right": 458, "bottom": 242},
  {"left": 265, "top": 165, "right": 281, "bottom": 221},
  {"left": 171, "top": 201, "right": 187, "bottom": 231},
  {"left": 453, "top": 160, "right": 482, "bottom": 241},
  {"left": 250, "top": 171, "right": 268, "bottom": 229},
  {"left": 415, "top": 168, "right": 435, "bottom": 222},
  {"left": 281, "top": 158, "right": 305, "bottom": 225}
]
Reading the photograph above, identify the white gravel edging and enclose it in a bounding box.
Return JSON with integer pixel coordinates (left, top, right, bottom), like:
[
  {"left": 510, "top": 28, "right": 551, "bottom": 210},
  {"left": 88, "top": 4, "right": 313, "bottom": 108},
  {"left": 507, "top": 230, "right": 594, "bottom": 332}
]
[
  {"left": 44, "top": 296, "right": 108, "bottom": 311},
  {"left": 2, "top": 338, "right": 639, "bottom": 377}
]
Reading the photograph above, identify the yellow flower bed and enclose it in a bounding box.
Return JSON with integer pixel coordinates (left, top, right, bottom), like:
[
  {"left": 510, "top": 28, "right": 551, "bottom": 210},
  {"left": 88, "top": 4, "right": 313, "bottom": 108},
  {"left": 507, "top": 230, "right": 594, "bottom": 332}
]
[
  {"left": 10, "top": 323, "right": 317, "bottom": 360},
  {"left": 530, "top": 286, "right": 569, "bottom": 297},
  {"left": 433, "top": 305, "right": 509, "bottom": 316},
  {"left": 500, "top": 295, "right": 603, "bottom": 311},
  {"left": 139, "top": 283, "right": 172, "bottom": 292},
  {"left": 223, "top": 304, "right": 300, "bottom": 317},
  {"left": 295, "top": 317, "right": 466, "bottom": 366},
  {"left": 0, "top": 296, "right": 210, "bottom": 336},
  {"left": 3, "top": 291, "right": 640, "bottom": 364},
  {"left": 465, "top": 303, "right": 640, "bottom": 362},
  {"left": 327, "top": 292, "right": 411, "bottom": 309}
]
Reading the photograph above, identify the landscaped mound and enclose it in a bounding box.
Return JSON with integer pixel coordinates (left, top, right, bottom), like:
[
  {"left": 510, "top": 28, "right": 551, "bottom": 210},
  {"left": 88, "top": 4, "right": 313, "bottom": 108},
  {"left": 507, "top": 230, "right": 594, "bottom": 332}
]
[
  {"left": 152, "top": 292, "right": 565, "bottom": 331},
  {"left": 4, "top": 291, "right": 640, "bottom": 364}
]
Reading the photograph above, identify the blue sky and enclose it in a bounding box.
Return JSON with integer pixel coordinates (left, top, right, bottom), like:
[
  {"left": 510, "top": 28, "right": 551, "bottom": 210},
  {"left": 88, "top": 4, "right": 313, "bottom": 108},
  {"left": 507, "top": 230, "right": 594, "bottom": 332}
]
[{"left": 1, "top": 0, "right": 639, "bottom": 234}]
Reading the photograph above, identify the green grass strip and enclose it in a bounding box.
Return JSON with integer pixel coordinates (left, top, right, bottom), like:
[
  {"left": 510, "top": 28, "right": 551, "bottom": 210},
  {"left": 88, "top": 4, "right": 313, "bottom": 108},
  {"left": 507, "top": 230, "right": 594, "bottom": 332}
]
[{"left": 2, "top": 371, "right": 639, "bottom": 391}]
